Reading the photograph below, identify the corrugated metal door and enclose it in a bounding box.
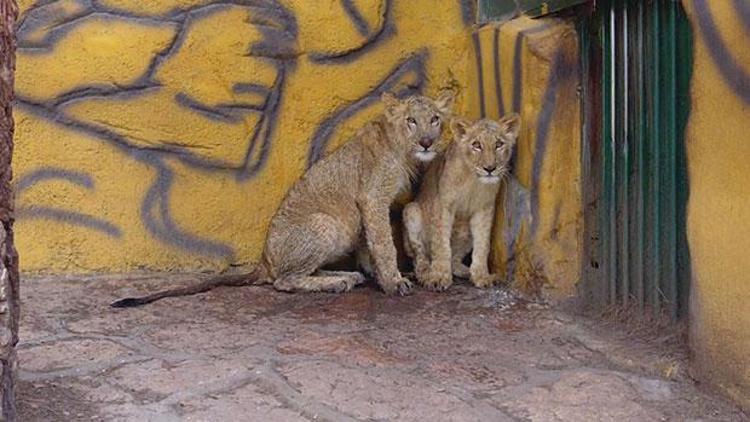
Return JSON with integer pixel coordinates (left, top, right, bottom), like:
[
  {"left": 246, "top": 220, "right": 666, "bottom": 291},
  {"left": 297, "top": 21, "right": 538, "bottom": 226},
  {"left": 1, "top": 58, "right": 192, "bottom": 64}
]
[{"left": 580, "top": 0, "right": 693, "bottom": 319}]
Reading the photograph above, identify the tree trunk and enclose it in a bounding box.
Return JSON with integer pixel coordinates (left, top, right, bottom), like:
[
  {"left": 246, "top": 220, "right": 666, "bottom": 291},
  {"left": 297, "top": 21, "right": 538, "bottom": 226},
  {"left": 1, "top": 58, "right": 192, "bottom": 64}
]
[{"left": 0, "top": 0, "right": 18, "bottom": 420}]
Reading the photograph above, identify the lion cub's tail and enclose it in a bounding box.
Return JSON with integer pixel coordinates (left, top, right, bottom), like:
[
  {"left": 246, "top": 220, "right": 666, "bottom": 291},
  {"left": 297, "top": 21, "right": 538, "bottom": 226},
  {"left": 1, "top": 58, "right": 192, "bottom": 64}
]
[{"left": 110, "top": 265, "right": 268, "bottom": 308}]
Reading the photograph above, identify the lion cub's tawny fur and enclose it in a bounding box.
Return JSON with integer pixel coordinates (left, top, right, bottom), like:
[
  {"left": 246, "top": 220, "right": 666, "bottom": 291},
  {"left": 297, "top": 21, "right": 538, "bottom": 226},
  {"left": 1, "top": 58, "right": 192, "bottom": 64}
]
[
  {"left": 403, "top": 114, "right": 519, "bottom": 291},
  {"left": 111, "top": 92, "right": 454, "bottom": 307}
]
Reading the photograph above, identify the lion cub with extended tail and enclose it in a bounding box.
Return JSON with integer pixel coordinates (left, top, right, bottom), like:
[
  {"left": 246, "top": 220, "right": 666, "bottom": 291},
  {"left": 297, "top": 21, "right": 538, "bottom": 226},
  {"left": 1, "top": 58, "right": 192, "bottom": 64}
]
[
  {"left": 111, "top": 92, "right": 454, "bottom": 307},
  {"left": 403, "top": 114, "right": 519, "bottom": 291}
]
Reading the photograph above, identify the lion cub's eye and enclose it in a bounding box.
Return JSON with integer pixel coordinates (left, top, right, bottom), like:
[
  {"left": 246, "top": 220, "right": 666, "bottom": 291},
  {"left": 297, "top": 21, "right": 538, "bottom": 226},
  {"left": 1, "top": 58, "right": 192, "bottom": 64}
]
[
  {"left": 406, "top": 117, "right": 417, "bottom": 126},
  {"left": 495, "top": 142, "right": 503, "bottom": 150},
  {"left": 430, "top": 116, "right": 440, "bottom": 125},
  {"left": 472, "top": 141, "right": 482, "bottom": 151}
]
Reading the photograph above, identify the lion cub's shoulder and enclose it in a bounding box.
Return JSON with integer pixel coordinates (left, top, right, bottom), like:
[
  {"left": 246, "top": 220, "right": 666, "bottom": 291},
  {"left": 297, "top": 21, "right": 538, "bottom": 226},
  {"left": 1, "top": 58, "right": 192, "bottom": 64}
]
[{"left": 356, "top": 116, "right": 390, "bottom": 148}]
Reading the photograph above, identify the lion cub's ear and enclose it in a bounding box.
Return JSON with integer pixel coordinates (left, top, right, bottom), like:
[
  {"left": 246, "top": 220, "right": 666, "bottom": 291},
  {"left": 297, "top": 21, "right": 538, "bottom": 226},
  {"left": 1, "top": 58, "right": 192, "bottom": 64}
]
[
  {"left": 381, "top": 92, "right": 400, "bottom": 109},
  {"left": 450, "top": 117, "right": 470, "bottom": 140},
  {"left": 500, "top": 113, "right": 521, "bottom": 144},
  {"left": 435, "top": 90, "right": 456, "bottom": 115}
]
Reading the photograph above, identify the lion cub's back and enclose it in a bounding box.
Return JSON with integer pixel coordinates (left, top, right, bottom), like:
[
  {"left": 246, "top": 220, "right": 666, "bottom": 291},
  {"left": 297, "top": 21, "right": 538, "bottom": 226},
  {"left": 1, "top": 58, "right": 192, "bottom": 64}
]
[{"left": 274, "top": 131, "right": 367, "bottom": 226}]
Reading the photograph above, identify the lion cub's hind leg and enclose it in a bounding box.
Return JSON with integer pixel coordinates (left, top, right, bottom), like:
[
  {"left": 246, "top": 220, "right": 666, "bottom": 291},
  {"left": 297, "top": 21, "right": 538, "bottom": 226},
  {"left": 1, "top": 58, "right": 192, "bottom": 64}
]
[
  {"left": 270, "top": 213, "right": 363, "bottom": 294},
  {"left": 273, "top": 271, "right": 365, "bottom": 293},
  {"left": 403, "top": 203, "right": 430, "bottom": 282},
  {"left": 451, "top": 220, "right": 472, "bottom": 279}
]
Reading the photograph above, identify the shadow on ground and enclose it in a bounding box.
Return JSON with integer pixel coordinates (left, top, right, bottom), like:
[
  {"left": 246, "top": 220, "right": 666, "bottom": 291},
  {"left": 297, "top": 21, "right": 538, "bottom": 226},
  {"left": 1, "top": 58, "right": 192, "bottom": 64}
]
[{"left": 17, "top": 274, "right": 748, "bottom": 421}]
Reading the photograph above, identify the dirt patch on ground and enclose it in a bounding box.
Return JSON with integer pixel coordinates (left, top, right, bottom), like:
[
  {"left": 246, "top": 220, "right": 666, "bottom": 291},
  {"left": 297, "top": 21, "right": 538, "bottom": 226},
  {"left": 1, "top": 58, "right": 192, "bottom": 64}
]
[
  {"left": 18, "top": 380, "right": 98, "bottom": 421},
  {"left": 15, "top": 273, "right": 748, "bottom": 421}
]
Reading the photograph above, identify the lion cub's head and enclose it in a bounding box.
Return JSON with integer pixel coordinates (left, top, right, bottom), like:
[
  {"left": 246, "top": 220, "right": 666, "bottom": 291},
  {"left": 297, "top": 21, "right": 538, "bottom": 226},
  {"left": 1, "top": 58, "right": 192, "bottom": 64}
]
[
  {"left": 381, "top": 91, "right": 455, "bottom": 162},
  {"left": 451, "top": 114, "right": 520, "bottom": 184}
]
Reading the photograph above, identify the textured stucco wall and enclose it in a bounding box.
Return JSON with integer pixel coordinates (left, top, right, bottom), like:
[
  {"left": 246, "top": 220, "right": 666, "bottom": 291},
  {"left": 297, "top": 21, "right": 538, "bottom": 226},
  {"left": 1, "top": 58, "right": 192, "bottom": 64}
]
[
  {"left": 466, "top": 16, "right": 581, "bottom": 298},
  {"left": 682, "top": 0, "right": 750, "bottom": 410},
  {"left": 14, "top": 0, "right": 477, "bottom": 273},
  {"left": 12, "top": 1, "right": 582, "bottom": 297}
]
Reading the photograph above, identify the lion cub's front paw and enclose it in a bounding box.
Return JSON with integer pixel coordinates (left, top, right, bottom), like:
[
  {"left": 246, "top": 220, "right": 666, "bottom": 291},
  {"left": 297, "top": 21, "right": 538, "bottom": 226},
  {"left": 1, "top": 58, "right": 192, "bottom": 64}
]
[
  {"left": 420, "top": 270, "right": 453, "bottom": 292},
  {"left": 471, "top": 273, "right": 502, "bottom": 288},
  {"left": 381, "top": 277, "right": 413, "bottom": 296},
  {"left": 414, "top": 262, "right": 430, "bottom": 282}
]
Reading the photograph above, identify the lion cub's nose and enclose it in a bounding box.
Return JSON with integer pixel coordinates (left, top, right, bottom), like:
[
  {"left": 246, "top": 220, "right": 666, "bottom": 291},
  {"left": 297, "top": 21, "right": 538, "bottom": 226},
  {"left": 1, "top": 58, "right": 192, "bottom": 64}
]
[
  {"left": 419, "top": 138, "right": 433, "bottom": 149},
  {"left": 483, "top": 165, "right": 496, "bottom": 174}
]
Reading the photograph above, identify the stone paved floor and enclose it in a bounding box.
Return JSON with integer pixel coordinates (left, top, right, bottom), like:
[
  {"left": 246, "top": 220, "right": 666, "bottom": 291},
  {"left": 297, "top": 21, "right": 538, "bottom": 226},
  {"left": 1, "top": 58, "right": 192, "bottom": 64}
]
[{"left": 17, "top": 274, "right": 748, "bottom": 421}]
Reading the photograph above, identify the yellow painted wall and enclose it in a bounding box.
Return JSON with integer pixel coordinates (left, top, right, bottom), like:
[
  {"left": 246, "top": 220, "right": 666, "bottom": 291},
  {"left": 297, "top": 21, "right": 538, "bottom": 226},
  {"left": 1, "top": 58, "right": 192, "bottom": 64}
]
[
  {"left": 682, "top": 0, "right": 750, "bottom": 410},
  {"left": 14, "top": 0, "right": 476, "bottom": 273},
  {"left": 466, "top": 17, "right": 581, "bottom": 298}
]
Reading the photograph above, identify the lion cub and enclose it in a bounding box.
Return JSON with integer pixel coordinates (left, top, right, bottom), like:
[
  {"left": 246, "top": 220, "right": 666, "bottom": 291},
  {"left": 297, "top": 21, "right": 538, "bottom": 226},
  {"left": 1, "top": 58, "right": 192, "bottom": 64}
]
[{"left": 403, "top": 114, "right": 519, "bottom": 291}]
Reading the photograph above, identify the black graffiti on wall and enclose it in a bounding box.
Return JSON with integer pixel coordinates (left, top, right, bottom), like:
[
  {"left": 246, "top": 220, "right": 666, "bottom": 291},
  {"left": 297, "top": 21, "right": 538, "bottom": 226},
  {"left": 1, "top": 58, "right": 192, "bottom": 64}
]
[
  {"left": 307, "top": 51, "right": 428, "bottom": 167},
  {"left": 15, "top": 0, "right": 469, "bottom": 260},
  {"left": 469, "top": 21, "right": 578, "bottom": 235},
  {"left": 16, "top": 167, "right": 122, "bottom": 238},
  {"left": 692, "top": 0, "right": 750, "bottom": 105},
  {"left": 17, "top": 0, "right": 298, "bottom": 258}
]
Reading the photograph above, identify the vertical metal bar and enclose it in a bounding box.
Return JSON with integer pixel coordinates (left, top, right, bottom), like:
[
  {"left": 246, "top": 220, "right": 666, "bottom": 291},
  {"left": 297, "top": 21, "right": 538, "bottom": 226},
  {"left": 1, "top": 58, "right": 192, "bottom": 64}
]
[
  {"left": 580, "top": 3, "right": 607, "bottom": 310},
  {"left": 663, "top": 0, "right": 678, "bottom": 320},
  {"left": 579, "top": 11, "right": 594, "bottom": 306},
  {"left": 642, "top": 0, "right": 653, "bottom": 314},
  {"left": 643, "top": 0, "right": 657, "bottom": 315},
  {"left": 634, "top": 0, "right": 646, "bottom": 312},
  {"left": 613, "top": 1, "right": 630, "bottom": 305},
  {"left": 675, "top": 1, "right": 693, "bottom": 319},
  {"left": 600, "top": 0, "right": 614, "bottom": 307},
  {"left": 608, "top": 2, "right": 618, "bottom": 306},
  {"left": 620, "top": 2, "right": 631, "bottom": 306},
  {"left": 649, "top": 0, "right": 662, "bottom": 313},
  {"left": 613, "top": 0, "right": 622, "bottom": 307},
  {"left": 625, "top": 0, "right": 643, "bottom": 310}
]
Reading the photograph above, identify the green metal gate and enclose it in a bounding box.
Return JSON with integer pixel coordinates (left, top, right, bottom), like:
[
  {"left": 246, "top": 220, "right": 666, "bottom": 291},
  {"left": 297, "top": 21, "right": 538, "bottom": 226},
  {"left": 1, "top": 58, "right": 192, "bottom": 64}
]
[{"left": 580, "top": 0, "right": 693, "bottom": 319}]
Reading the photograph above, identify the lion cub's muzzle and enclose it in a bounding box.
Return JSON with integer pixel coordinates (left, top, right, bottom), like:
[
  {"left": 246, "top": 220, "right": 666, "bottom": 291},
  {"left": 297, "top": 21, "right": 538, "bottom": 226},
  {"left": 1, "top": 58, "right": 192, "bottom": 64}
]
[
  {"left": 414, "top": 136, "right": 438, "bottom": 162},
  {"left": 476, "top": 165, "right": 504, "bottom": 184}
]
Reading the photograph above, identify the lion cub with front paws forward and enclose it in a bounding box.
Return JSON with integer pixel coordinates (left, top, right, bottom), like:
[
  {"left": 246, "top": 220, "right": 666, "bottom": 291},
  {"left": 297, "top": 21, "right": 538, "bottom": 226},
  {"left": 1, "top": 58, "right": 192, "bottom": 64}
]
[{"left": 403, "top": 114, "right": 519, "bottom": 291}]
